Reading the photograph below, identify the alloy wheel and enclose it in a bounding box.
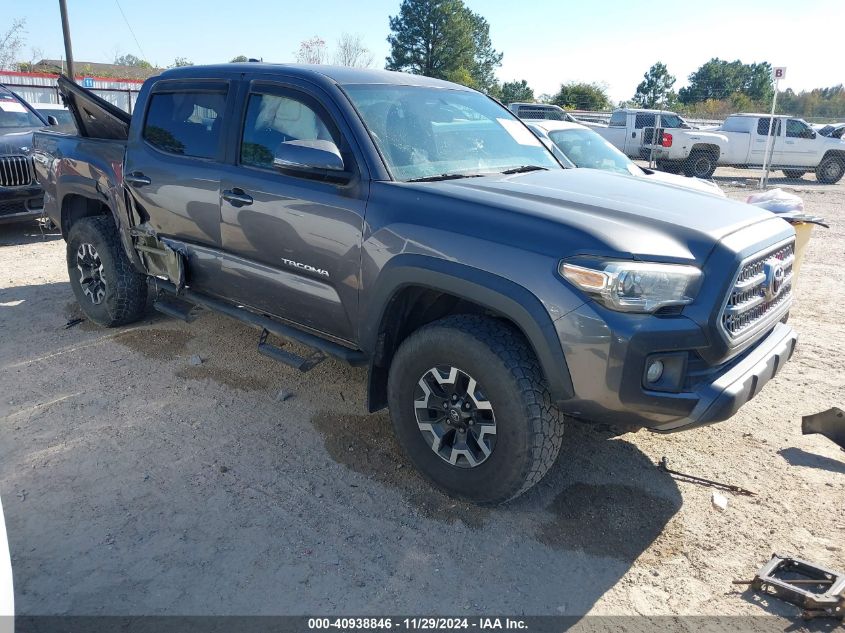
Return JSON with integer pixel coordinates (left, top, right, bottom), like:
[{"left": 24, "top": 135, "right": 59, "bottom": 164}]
[
  {"left": 414, "top": 365, "right": 497, "bottom": 468},
  {"left": 76, "top": 243, "right": 108, "bottom": 305}
]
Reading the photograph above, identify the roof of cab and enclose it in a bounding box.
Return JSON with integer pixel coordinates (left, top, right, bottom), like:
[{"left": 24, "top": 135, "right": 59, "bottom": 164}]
[
  {"left": 157, "top": 63, "right": 470, "bottom": 90},
  {"left": 731, "top": 113, "right": 794, "bottom": 118}
]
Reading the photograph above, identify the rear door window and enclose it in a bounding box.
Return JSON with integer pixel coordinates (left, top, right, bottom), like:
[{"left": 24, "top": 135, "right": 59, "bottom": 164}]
[
  {"left": 756, "top": 118, "right": 782, "bottom": 136},
  {"left": 143, "top": 89, "right": 227, "bottom": 158}
]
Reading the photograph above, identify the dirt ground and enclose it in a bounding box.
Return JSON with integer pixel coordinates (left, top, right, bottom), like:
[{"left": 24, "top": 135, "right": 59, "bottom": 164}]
[{"left": 0, "top": 181, "right": 843, "bottom": 622}]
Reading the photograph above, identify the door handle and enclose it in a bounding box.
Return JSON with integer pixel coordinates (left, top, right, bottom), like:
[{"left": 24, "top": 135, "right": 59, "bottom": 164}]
[
  {"left": 632, "top": 132, "right": 637, "bottom": 138},
  {"left": 222, "top": 188, "right": 253, "bottom": 206},
  {"left": 785, "top": 141, "right": 795, "bottom": 144},
  {"left": 124, "top": 172, "right": 151, "bottom": 186}
]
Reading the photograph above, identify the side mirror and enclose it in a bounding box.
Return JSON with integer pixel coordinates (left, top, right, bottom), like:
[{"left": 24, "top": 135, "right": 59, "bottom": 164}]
[
  {"left": 46, "top": 115, "right": 59, "bottom": 126},
  {"left": 804, "top": 130, "right": 817, "bottom": 140},
  {"left": 273, "top": 139, "right": 349, "bottom": 181}
]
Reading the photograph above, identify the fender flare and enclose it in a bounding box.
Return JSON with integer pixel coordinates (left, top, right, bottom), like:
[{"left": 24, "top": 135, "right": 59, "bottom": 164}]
[
  {"left": 362, "top": 254, "right": 575, "bottom": 410},
  {"left": 57, "top": 175, "right": 145, "bottom": 271}
]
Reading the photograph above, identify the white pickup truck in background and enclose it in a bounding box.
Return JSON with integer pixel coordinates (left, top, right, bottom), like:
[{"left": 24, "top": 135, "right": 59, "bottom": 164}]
[
  {"left": 712, "top": 114, "right": 845, "bottom": 183},
  {"left": 592, "top": 109, "right": 845, "bottom": 183},
  {"left": 591, "top": 108, "right": 728, "bottom": 178}
]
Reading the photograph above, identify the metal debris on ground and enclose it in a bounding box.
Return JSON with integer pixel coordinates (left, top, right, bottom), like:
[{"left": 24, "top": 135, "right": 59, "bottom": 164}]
[
  {"left": 63, "top": 317, "right": 84, "bottom": 329},
  {"left": 711, "top": 491, "right": 729, "bottom": 511},
  {"left": 188, "top": 354, "right": 203, "bottom": 366},
  {"left": 658, "top": 456, "right": 756, "bottom": 496},
  {"left": 735, "top": 554, "right": 845, "bottom": 620},
  {"left": 802, "top": 407, "right": 845, "bottom": 450},
  {"left": 275, "top": 389, "right": 294, "bottom": 402}
]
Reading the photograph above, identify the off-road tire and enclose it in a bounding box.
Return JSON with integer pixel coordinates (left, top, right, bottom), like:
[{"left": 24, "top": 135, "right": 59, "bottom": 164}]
[
  {"left": 683, "top": 150, "right": 718, "bottom": 179},
  {"left": 816, "top": 155, "right": 845, "bottom": 184},
  {"left": 66, "top": 216, "right": 147, "bottom": 327},
  {"left": 387, "top": 314, "right": 564, "bottom": 505},
  {"left": 782, "top": 169, "right": 806, "bottom": 179}
]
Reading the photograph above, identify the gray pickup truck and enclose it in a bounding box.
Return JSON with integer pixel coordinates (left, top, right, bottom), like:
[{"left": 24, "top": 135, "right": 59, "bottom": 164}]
[{"left": 33, "top": 65, "right": 798, "bottom": 504}]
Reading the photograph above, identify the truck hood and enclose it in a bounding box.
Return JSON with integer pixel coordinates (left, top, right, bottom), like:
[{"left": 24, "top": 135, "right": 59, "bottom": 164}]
[{"left": 403, "top": 168, "right": 785, "bottom": 263}]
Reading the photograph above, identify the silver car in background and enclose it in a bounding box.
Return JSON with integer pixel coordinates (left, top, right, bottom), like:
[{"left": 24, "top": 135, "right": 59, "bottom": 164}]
[{"left": 527, "top": 119, "right": 726, "bottom": 197}]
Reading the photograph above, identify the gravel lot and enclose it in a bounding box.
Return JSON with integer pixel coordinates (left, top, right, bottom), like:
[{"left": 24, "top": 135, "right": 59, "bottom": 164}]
[{"left": 0, "top": 180, "right": 843, "bottom": 622}]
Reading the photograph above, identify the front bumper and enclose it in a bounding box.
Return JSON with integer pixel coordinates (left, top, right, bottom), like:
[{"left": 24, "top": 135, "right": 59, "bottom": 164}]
[
  {"left": 553, "top": 301, "right": 798, "bottom": 431},
  {"left": 0, "top": 184, "right": 43, "bottom": 225},
  {"left": 651, "top": 322, "right": 797, "bottom": 431}
]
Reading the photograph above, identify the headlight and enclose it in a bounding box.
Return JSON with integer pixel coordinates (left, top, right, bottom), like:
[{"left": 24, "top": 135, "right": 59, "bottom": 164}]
[{"left": 560, "top": 260, "right": 702, "bottom": 313}]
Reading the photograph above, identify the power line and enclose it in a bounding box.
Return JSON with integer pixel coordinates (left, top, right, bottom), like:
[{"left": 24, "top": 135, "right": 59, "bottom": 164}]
[{"left": 114, "top": 0, "right": 147, "bottom": 61}]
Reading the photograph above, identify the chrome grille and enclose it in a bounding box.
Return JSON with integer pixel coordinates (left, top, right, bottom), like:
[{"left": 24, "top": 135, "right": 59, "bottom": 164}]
[
  {"left": 0, "top": 155, "right": 34, "bottom": 187},
  {"left": 720, "top": 240, "right": 794, "bottom": 340}
]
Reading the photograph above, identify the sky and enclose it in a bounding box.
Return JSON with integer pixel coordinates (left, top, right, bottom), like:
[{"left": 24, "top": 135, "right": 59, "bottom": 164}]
[{"left": 8, "top": 0, "right": 844, "bottom": 103}]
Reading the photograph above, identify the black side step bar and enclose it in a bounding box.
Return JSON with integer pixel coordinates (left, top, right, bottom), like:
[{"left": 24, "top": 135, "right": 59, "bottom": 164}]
[
  {"left": 153, "top": 296, "right": 198, "bottom": 322},
  {"left": 149, "top": 279, "right": 368, "bottom": 368},
  {"left": 258, "top": 329, "right": 326, "bottom": 372}
]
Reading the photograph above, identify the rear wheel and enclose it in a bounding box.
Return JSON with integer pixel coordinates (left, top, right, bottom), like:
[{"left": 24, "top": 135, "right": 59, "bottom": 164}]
[
  {"left": 387, "top": 315, "right": 564, "bottom": 504},
  {"left": 782, "top": 169, "right": 806, "bottom": 179},
  {"left": 683, "top": 151, "right": 718, "bottom": 179},
  {"left": 816, "top": 156, "right": 845, "bottom": 184},
  {"left": 66, "top": 216, "right": 147, "bottom": 327}
]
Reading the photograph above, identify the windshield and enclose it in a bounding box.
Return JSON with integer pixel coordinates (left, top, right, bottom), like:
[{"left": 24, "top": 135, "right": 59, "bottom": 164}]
[
  {"left": 548, "top": 128, "right": 638, "bottom": 175},
  {"left": 0, "top": 92, "right": 44, "bottom": 130},
  {"left": 344, "top": 85, "right": 559, "bottom": 181}
]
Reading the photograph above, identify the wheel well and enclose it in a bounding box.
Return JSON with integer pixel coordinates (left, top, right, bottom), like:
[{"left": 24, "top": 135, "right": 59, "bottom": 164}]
[
  {"left": 61, "top": 194, "right": 110, "bottom": 236},
  {"left": 690, "top": 143, "right": 720, "bottom": 159},
  {"left": 821, "top": 150, "right": 845, "bottom": 163},
  {"left": 367, "top": 286, "right": 534, "bottom": 412}
]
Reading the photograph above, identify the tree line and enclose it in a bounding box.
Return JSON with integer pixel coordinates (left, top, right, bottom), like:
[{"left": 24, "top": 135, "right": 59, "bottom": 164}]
[{"left": 1, "top": 7, "right": 843, "bottom": 120}]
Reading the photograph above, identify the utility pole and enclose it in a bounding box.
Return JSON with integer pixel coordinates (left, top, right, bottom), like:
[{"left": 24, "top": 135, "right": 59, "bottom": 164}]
[
  {"left": 760, "top": 67, "right": 787, "bottom": 189},
  {"left": 59, "top": 0, "right": 75, "bottom": 81}
]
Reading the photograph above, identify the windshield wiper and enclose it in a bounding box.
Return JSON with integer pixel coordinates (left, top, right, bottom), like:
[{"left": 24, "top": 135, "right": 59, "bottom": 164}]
[
  {"left": 500, "top": 165, "right": 549, "bottom": 175},
  {"left": 406, "top": 173, "right": 485, "bottom": 183}
]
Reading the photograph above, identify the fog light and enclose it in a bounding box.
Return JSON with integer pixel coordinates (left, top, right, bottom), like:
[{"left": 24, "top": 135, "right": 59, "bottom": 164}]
[{"left": 646, "top": 360, "right": 664, "bottom": 383}]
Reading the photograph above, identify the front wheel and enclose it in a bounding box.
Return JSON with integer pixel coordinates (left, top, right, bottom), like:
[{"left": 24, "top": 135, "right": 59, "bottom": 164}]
[
  {"left": 683, "top": 151, "right": 718, "bottom": 179},
  {"left": 66, "top": 216, "right": 147, "bottom": 327},
  {"left": 387, "top": 315, "right": 564, "bottom": 504},
  {"left": 816, "top": 156, "right": 845, "bottom": 184}
]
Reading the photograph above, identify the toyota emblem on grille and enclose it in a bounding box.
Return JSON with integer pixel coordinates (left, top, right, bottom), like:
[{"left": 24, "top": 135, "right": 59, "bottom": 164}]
[{"left": 763, "top": 261, "right": 785, "bottom": 300}]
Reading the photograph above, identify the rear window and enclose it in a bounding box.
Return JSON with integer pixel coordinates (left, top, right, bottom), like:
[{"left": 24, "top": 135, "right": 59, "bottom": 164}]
[
  {"left": 518, "top": 105, "right": 566, "bottom": 121},
  {"left": 143, "top": 90, "right": 227, "bottom": 158}
]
